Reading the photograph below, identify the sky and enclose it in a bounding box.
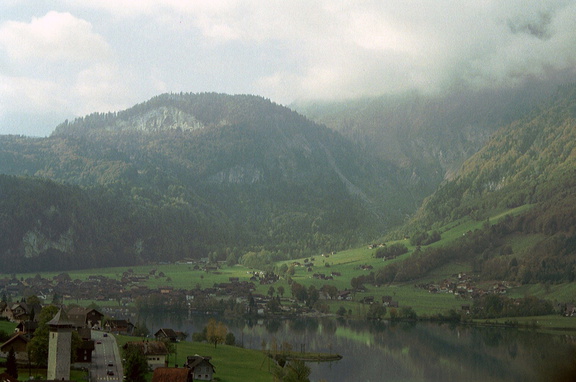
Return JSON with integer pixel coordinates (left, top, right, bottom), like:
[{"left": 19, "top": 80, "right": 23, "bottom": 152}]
[{"left": 1, "top": 1, "right": 576, "bottom": 137}]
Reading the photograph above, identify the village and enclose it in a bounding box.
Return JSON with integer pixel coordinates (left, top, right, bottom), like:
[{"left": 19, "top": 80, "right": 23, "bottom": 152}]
[
  {"left": 0, "top": 264, "right": 362, "bottom": 321},
  {"left": 0, "top": 301, "right": 217, "bottom": 381}
]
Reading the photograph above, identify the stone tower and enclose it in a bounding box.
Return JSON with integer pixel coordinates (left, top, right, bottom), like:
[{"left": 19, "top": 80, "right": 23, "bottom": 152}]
[{"left": 47, "top": 309, "right": 73, "bottom": 381}]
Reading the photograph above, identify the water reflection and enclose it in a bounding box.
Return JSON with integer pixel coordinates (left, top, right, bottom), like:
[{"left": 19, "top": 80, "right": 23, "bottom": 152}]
[{"left": 140, "top": 312, "right": 576, "bottom": 382}]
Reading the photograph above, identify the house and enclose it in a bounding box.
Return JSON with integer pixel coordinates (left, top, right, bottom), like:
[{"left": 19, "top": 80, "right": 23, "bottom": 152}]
[
  {"left": 67, "top": 307, "right": 104, "bottom": 329},
  {"left": 15, "top": 320, "right": 38, "bottom": 334},
  {"left": 155, "top": 328, "right": 178, "bottom": 342},
  {"left": 106, "top": 319, "right": 135, "bottom": 335},
  {"left": 152, "top": 368, "right": 192, "bottom": 382},
  {"left": 337, "top": 291, "right": 352, "bottom": 301},
  {"left": 361, "top": 296, "right": 375, "bottom": 304},
  {"left": 185, "top": 355, "right": 215, "bottom": 381},
  {"left": 76, "top": 338, "right": 95, "bottom": 363},
  {"left": 0, "top": 333, "right": 30, "bottom": 362},
  {"left": 123, "top": 341, "right": 169, "bottom": 370}
]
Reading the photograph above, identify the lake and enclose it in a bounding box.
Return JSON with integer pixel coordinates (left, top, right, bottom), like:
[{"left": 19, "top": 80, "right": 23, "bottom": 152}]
[{"left": 140, "top": 312, "right": 576, "bottom": 381}]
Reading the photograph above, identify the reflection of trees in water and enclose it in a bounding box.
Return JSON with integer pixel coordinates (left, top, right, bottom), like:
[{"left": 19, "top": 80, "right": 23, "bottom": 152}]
[
  {"left": 265, "top": 319, "right": 281, "bottom": 333},
  {"left": 138, "top": 312, "right": 576, "bottom": 381}
]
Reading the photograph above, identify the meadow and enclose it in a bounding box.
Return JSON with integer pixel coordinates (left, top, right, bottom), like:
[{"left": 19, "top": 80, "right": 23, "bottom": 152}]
[{"left": 116, "top": 334, "right": 274, "bottom": 382}]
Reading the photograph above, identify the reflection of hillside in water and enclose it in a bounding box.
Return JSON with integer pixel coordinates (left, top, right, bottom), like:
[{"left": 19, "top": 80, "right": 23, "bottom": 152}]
[{"left": 140, "top": 313, "right": 576, "bottom": 381}]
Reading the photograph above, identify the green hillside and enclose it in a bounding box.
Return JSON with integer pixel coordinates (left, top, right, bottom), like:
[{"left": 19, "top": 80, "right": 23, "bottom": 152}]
[
  {"left": 380, "top": 84, "right": 576, "bottom": 287},
  {"left": 0, "top": 93, "right": 413, "bottom": 271}
]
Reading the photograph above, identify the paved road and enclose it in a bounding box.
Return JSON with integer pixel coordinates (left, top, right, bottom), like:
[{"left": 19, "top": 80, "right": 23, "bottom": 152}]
[{"left": 90, "top": 331, "right": 124, "bottom": 382}]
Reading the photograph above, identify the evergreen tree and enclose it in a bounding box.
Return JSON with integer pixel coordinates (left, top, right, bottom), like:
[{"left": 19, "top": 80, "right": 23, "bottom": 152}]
[
  {"left": 123, "top": 346, "right": 148, "bottom": 382},
  {"left": 6, "top": 347, "right": 18, "bottom": 379}
]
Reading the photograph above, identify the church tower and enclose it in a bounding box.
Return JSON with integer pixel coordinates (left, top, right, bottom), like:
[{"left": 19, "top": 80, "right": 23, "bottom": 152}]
[{"left": 47, "top": 309, "right": 73, "bottom": 381}]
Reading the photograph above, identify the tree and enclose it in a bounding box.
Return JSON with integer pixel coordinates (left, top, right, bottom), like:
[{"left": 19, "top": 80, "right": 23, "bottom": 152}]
[
  {"left": 277, "top": 286, "right": 285, "bottom": 298},
  {"left": 306, "top": 285, "right": 319, "bottom": 308},
  {"left": 123, "top": 346, "right": 148, "bottom": 382},
  {"left": 26, "top": 294, "right": 41, "bottom": 306},
  {"left": 132, "top": 321, "right": 150, "bottom": 338},
  {"left": 268, "top": 286, "right": 276, "bottom": 297},
  {"left": 291, "top": 282, "right": 307, "bottom": 303},
  {"left": 206, "top": 318, "right": 227, "bottom": 348},
  {"left": 27, "top": 305, "right": 59, "bottom": 367},
  {"left": 366, "top": 304, "right": 387, "bottom": 320},
  {"left": 6, "top": 347, "right": 18, "bottom": 379},
  {"left": 225, "top": 332, "right": 236, "bottom": 346},
  {"left": 285, "top": 360, "right": 311, "bottom": 382},
  {"left": 350, "top": 277, "right": 364, "bottom": 291},
  {"left": 320, "top": 285, "right": 338, "bottom": 300}
]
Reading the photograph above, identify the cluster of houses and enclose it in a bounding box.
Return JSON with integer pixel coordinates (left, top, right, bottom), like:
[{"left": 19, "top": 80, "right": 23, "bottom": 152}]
[
  {"left": 122, "top": 336, "right": 215, "bottom": 380},
  {"left": 0, "top": 305, "right": 104, "bottom": 364},
  {"left": 0, "top": 270, "right": 286, "bottom": 309},
  {"left": 359, "top": 295, "right": 400, "bottom": 308},
  {"left": 0, "top": 301, "right": 217, "bottom": 380},
  {"left": 417, "top": 273, "right": 515, "bottom": 298}
]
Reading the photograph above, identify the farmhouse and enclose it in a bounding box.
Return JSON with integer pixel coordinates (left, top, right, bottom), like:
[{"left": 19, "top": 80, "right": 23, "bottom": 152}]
[
  {"left": 66, "top": 307, "right": 104, "bottom": 329},
  {"left": 152, "top": 368, "right": 193, "bottom": 382},
  {"left": 123, "top": 341, "right": 169, "bottom": 370},
  {"left": 155, "top": 328, "right": 178, "bottom": 342},
  {"left": 185, "top": 355, "right": 215, "bottom": 381},
  {"left": 106, "top": 319, "right": 135, "bottom": 335},
  {"left": 0, "top": 333, "right": 30, "bottom": 362}
]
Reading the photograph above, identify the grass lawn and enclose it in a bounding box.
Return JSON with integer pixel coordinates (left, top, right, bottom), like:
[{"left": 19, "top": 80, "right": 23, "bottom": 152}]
[
  {"left": 115, "top": 334, "right": 273, "bottom": 382},
  {"left": 0, "top": 320, "right": 17, "bottom": 334}
]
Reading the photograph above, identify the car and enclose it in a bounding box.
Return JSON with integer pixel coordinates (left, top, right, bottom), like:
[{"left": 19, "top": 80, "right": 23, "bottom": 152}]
[
  {"left": 107, "top": 370, "right": 114, "bottom": 376},
  {"left": 96, "top": 341, "right": 102, "bottom": 344},
  {"left": 103, "top": 333, "right": 108, "bottom": 337},
  {"left": 108, "top": 362, "right": 113, "bottom": 367}
]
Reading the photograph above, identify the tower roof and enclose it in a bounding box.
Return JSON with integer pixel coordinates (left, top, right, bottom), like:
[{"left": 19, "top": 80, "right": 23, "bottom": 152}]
[{"left": 47, "top": 309, "right": 74, "bottom": 328}]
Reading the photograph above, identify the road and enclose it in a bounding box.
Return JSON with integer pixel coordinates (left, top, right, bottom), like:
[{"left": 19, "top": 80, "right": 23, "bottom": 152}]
[{"left": 90, "top": 331, "right": 124, "bottom": 382}]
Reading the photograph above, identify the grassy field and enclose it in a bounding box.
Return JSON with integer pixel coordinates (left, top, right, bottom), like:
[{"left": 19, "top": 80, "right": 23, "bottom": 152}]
[
  {"left": 0, "top": 320, "right": 17, "bottom": 333},
  {"left": 116, "top": 334, "right": 274, "bottom": 382}
]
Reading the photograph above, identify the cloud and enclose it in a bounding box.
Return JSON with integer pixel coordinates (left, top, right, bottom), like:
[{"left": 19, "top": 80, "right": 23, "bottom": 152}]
[
  {"left": 0, "top": 74, "right": 67, "bottom": 115},
  {"left": 0, "top": 11, "right": 133, "bottom": 122},
  {"left": 0, "top": 11, "right": 110, "bottom": 62},
  {"left": 2, "top": 1, "right": 576, "bottom": 137}
]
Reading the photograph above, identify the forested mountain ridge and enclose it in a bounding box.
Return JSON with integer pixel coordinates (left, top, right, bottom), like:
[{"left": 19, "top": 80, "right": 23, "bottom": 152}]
[
  {"left": 371, "top": 84, "right": 576, "bottom": 285},
  {"left": 294, "top": 82, "right": 557, "bottom": 202},
  {"left": 409, "top": 83, "right": 576, "bottom": 230},
  {"left": 0, "top": 93, "right": 412, "bottom": 271}
]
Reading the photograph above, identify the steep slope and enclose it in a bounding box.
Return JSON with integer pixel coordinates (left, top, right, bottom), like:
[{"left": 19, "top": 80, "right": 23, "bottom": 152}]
[
  {"left": 0, "top": 93, "right": 411, "bottom": 270},
  {"left": 372, "top": 84, "right": 576, "bottom": 285},
  {"left": 294, "top": 82, "right": 557, "bottom": 202},
  {"left": 411, "top": 83, "right": 576, "bottom": 229}
]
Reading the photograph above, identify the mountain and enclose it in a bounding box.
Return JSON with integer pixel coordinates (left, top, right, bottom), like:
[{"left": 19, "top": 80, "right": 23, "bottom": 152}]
[
  {"left": 0, "top": 93, "right": 412, "bottom": 271},
  {"left": 372, "top": 83, "right": 576, "bottom": 284},
  {"left": 409, "top": 83, "right": 576, "bottom": 229},
  {"left": 293, "top": 82, "right": 558, "bottom": 202},
  {"left": 0, "top": 174, "right": 150, "bottom": 272}
]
